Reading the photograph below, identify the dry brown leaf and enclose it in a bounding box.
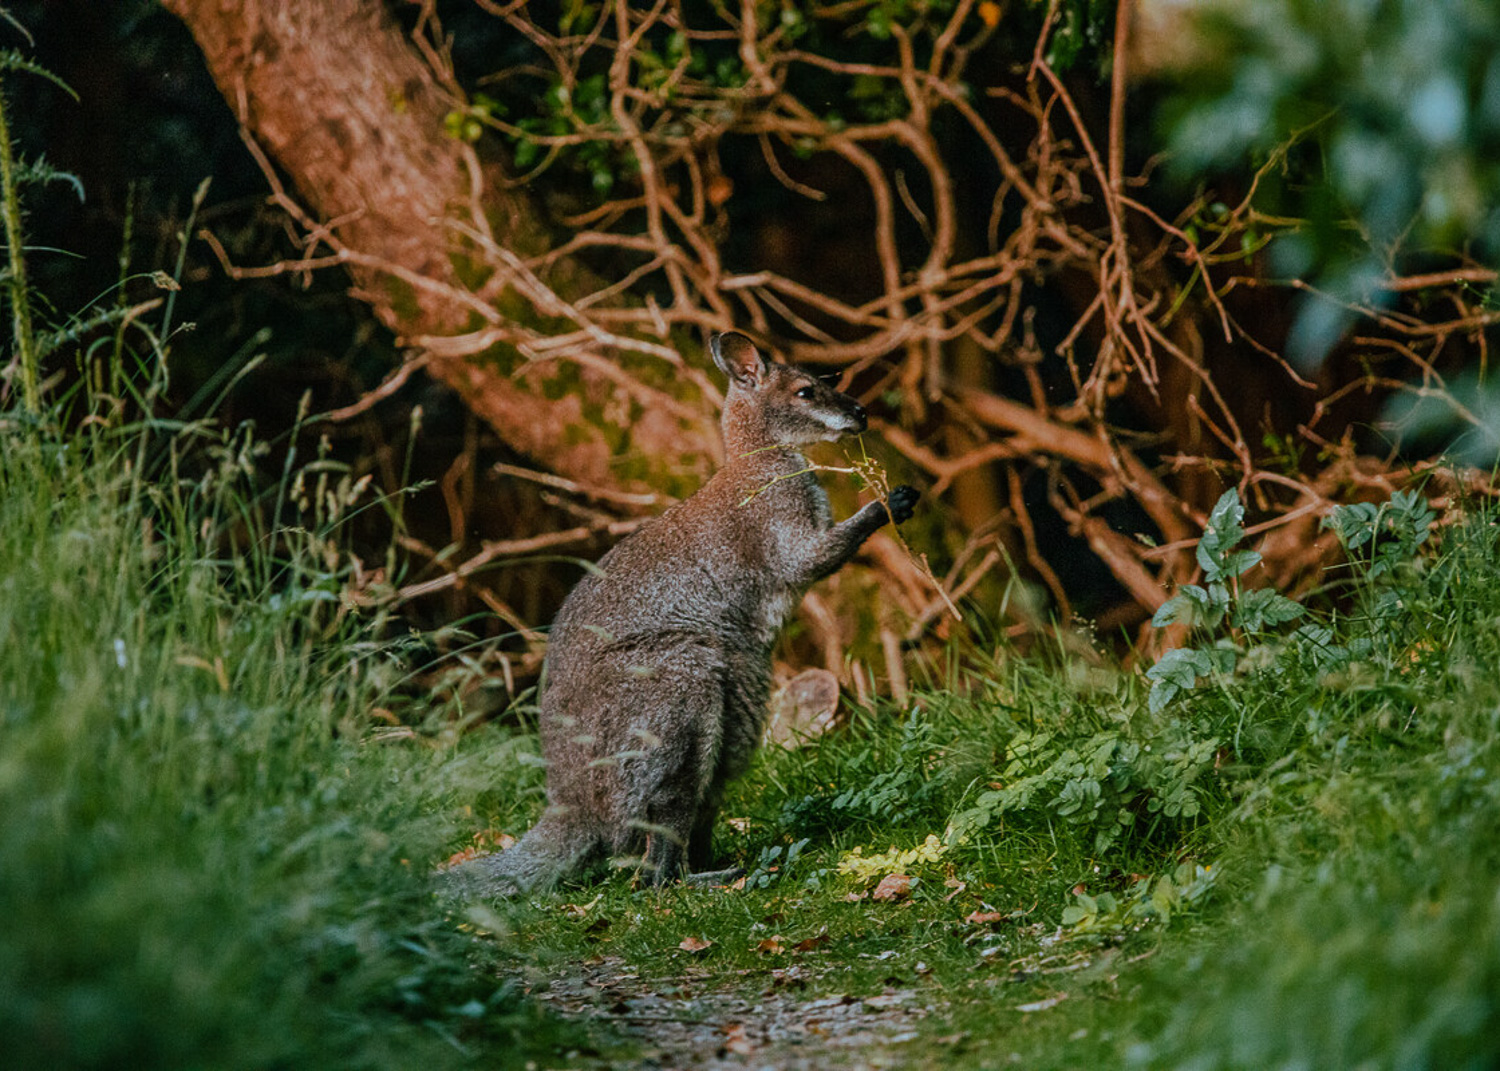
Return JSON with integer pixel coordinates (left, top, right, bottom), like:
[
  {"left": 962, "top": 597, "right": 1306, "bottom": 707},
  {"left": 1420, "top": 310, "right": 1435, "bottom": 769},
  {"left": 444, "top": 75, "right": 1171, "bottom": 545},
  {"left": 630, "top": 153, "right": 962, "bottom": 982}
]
[
  {"left": 792, "top": 931, "right": 832, "bottom": 953},
  {"left": 964, "top": 910, "right": 1007, "bottom": 925},
  {"left": 756, "top": 936, "right": 786, "bottom": 954},
  {"left": 678, "top": 935, "right": 713, "bottom": 953},
  {"left": 722, "top": 1023, "right": 754, "bottom": 1056},
  {"left": 872, "top": 873, "right": 913, "bottom": 902}
]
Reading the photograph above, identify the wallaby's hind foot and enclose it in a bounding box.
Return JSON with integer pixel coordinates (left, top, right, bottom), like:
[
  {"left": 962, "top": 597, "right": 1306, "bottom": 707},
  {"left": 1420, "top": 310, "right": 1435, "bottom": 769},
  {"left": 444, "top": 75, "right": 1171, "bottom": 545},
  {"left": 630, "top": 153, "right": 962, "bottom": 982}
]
[
  {"left": 630, "top": 861, "right": 745, "bottom": 890},
  {"left": 440, "top": 811, "right": 600, "bottom": 899}
]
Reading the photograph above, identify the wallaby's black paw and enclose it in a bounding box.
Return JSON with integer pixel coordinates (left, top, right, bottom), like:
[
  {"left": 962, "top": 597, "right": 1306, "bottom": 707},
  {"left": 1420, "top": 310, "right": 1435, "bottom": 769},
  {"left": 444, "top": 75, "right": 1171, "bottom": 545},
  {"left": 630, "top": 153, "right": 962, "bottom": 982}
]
[{"left": 887, "top": 485, "right": 920, "bottom": 525}]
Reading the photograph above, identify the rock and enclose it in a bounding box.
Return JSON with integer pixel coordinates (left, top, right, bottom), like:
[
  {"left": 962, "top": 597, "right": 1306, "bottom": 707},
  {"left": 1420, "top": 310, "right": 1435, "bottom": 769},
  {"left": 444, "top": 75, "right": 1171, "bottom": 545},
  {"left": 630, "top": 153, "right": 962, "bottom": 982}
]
[{"left": 765, "top": 668, "right": 841, "bottom": 748}]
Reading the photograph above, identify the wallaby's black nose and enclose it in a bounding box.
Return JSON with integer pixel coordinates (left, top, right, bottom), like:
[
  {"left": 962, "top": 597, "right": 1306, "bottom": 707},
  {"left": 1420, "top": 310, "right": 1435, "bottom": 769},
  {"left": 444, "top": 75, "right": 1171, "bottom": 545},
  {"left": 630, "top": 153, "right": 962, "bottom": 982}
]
[{"left": 850, "top": 402, "right": 868, "bottom": 429}]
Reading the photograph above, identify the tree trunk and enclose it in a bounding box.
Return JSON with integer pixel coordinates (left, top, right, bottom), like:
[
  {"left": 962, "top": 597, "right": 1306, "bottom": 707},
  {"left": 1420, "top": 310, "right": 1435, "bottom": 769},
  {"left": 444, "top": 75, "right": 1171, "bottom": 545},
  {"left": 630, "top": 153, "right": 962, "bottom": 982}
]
[{"left": 161, "top": 0, "right": 719, "bottom": 495}]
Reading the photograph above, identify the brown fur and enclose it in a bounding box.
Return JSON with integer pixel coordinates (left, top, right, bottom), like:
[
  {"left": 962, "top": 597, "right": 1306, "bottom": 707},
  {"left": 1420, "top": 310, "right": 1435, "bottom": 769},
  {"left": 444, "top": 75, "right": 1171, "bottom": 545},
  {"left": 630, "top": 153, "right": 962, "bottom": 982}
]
[{"left": 447, "top": 332, "right": 918, "bottom": 895}]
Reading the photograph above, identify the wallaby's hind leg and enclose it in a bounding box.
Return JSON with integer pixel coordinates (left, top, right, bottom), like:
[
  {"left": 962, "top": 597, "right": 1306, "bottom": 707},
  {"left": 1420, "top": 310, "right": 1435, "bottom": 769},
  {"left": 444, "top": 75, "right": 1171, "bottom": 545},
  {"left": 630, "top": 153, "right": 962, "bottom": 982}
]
[
  {"left": 608, "top": 650, "right": 726, "bottom": 887},
  {"left": 688, "top": 804, "right": 717, "bottom": 872},
  {"left": 443, "top": 808, "right": 601, "bottom": 898}
]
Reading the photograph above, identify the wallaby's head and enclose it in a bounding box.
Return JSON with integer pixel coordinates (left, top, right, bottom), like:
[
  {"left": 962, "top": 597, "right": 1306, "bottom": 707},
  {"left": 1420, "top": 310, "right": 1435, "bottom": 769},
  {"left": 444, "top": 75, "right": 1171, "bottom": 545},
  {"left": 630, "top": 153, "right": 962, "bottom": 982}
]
[{"left": 710, "top": 331, "right": 867, "bottom": 449}]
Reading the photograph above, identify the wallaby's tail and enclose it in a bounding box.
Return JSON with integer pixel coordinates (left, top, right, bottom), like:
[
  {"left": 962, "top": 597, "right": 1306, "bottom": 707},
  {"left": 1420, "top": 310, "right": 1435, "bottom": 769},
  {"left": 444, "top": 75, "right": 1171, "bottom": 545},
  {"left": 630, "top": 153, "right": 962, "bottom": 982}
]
[{"left": 441, "top": 811, "right": 598, "bottom": 899}]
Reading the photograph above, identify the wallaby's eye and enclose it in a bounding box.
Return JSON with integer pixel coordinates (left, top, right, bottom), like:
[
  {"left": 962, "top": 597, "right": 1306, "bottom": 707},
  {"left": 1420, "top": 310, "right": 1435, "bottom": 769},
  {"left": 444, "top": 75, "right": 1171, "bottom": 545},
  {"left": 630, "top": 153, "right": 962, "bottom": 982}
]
[{"left": 795, "top": 385, "right": 817, "bottom": 400}]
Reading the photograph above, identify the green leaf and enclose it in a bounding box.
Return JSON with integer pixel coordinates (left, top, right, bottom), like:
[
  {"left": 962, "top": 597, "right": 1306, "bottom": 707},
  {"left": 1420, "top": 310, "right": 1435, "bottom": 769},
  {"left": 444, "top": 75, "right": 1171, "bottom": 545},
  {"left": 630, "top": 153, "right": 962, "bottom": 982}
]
[
  {"left": 1231, "top": 587, "right": 1305, "bottom": 631},
  {"left": 1198, "top": 489, "right": 1250, "bottom": 582},
  {"left": 0, "top": 50, "right": 78, "bottom": 99}
]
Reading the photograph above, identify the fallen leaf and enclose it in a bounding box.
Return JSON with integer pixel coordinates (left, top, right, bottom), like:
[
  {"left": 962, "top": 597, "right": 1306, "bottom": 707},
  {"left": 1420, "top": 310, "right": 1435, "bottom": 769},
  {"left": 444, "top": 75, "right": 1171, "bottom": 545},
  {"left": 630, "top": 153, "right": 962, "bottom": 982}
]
[
  {"left": 439, "top": 829, "right": 518, "bottom": 870},
  {"left": 872, "top": 873, "right": 913, "bottom": 902},
  {"left": 722, "top": 1022, "right": 754, "bottom": 1056},
  {"left": 678, "top": 935, "right": 713, "bottom": 953},
  {"left": 943, "top": 879, "right": 968, "bottom": 901},
  {"left": 1015, "top": 993, "right": 1068, "bottom": 1013},
  {"left": 562, "top": 896, "right": 603, "bottom": 918},
  {"left": 792, "top": 931, "right": 831, "bottom": 953},
  {"left": 843, "top": 890, "right": 869, "bottom": 902},
  {"left": 756, "top": 936, "right": 786, "bottom": 954},
  {"left": 965, "top": 910, "right": 1007, "bottom": 925}
]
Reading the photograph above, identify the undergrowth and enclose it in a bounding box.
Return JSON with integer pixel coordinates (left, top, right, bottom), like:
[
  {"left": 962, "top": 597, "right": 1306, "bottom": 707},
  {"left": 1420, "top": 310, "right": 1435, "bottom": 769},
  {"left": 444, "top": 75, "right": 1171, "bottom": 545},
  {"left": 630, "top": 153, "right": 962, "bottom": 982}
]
[
  {"left": 460, "top": 486, "right": 1500, "bottom": 1071},
  {"left": 0, "top": 50, "right": 575, "bottom": 1069},
  {"left": 7, "top": 41, "right": 1500, "bottom": 1071},
  {"left": 0, "top": 376, "right": 594, "bottom": 1069}
]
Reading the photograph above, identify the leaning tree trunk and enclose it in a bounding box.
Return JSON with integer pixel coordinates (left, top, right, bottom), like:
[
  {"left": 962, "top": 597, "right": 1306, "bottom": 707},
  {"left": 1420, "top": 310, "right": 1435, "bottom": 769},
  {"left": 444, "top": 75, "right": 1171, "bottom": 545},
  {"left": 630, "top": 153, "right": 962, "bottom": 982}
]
[{"left": 161, "top": 0, "right": 721, "bottom": 496}]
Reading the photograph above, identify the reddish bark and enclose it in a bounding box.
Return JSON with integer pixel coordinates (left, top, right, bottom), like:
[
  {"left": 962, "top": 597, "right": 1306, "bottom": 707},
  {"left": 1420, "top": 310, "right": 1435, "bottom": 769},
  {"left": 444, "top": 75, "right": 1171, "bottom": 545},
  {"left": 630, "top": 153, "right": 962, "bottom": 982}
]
[{"left": 162, "top": 0, "right": 717, "bottom": 492}]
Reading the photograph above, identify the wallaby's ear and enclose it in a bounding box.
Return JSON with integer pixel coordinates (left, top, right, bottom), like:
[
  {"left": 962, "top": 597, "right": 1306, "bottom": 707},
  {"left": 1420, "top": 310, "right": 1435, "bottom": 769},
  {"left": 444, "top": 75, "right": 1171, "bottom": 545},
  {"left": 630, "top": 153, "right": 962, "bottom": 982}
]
[{"left": 710, "top": 331, "right": 769, "bottom": 388}]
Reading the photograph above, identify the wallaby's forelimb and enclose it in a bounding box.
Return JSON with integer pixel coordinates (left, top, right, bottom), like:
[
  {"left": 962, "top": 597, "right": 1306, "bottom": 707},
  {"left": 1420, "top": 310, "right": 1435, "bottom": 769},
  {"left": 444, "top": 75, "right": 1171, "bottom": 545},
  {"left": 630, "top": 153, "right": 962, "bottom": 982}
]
[{"left": 797, "top": 486, "right": 921, "bottom": 585}]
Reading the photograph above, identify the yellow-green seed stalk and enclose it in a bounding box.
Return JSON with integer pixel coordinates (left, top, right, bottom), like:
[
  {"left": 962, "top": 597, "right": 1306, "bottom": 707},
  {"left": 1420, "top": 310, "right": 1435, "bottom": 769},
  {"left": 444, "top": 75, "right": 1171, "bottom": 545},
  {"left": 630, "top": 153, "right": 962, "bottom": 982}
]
[{"left": 0, "top": 75, "right": 38, "bottom": 413}]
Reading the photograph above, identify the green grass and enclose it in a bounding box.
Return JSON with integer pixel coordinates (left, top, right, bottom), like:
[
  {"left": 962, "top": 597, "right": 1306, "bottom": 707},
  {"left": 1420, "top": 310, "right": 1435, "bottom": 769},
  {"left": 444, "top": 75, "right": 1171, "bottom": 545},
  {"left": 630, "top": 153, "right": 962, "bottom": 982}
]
[
  {"left": 0, "top": 415, "right": 585, "bottom": 1070},
  {"left": 458, "top": 490, "right": 1500, "bottom": 1071},
  {"left": 4, "top": 403, "right": 1499, "bottom": 1071}
]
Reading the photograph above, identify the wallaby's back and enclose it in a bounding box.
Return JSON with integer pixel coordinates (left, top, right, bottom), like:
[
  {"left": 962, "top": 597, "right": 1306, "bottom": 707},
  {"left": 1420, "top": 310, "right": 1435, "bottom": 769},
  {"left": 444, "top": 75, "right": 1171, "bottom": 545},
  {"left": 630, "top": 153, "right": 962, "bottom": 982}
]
[{"left": 447, "top": 332, "right": 917, "bottom": 896}]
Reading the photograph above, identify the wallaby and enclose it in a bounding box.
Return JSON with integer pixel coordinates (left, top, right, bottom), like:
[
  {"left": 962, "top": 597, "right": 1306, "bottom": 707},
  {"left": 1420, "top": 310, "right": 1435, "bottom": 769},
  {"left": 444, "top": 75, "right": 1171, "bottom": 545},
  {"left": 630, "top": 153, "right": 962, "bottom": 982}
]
[{"left": 447, "top": 332, "right": 918, "bottom": 896}]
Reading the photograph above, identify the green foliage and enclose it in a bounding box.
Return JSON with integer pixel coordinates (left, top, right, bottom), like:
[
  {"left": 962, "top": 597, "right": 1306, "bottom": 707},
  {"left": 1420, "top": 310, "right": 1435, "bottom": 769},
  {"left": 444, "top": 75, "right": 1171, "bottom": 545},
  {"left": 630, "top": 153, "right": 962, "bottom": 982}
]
[
  {"left": 0, "top": 384, "right": 602, "bottom": 1067},
  {"left": 462, "top": 484, "right": 1500, "bottom": 1071},
  {"left": 836, "top": 833, "right": 947, "bottom": 886},
  {"left": 0, "top": 132, "right": 571, "bottom": 1062},
  {"left": 949, "top": 714, "right": 1221, "bottom": 857},
  {"left": 774, "top": 709, "right": 960, "bottom": 838},
  {"left": 1147, "top": 489, "right": 1304, "bottom": 712},
  {"left": 462, "top": 0, "right": 1101, "bottom": 204},
  {"left": 1060, "top": 861, "right": 1216, "bottom": 935},
  {"left": 1160, "top": 0, "right": 1500, "bottom": 365},
  {"left": 1323, "top": 488, "right": 1436, "bottom": 580},
  {"left": 740, "top": 836, "right": 813, "bottom": 890}
]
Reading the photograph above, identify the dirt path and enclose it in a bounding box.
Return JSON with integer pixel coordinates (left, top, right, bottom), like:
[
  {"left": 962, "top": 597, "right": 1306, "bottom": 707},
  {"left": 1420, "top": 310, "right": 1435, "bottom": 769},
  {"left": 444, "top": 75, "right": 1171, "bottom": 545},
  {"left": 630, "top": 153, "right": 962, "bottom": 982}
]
[{"left": 524, "top": 956, "right": 957, "bottom": 1070}]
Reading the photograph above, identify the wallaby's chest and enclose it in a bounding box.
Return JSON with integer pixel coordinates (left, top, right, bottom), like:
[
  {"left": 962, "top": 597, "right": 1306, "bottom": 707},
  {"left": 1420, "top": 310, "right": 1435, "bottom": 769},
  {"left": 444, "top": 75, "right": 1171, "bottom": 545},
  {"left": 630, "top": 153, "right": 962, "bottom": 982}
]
[{"left": 552, "top": 459, "right": 827, "bottom": 647}]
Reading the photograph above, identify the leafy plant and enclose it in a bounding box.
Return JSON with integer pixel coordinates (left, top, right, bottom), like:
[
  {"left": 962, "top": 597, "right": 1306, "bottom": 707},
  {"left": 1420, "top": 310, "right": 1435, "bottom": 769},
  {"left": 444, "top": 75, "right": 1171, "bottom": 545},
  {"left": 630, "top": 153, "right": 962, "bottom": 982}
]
[
  {"left": 741, "top": 836, "right": 813, "bottom": 890},
  {"left": 776, "top": 710, "right": 957, "bottom": 838},
  {"left": 1323, "top": 489, "right": 1436, "bottom": 581},
  {"left": 1061, "top": 861, "right": 1216, "bottom": 935},
  {"left": 949, "top": 718, "right": 1220, "bottom": 857},
  {"left": 836, "top": 833, "right": 947, "bottom": 887},
  {"left": 1147, "top": 489, "right": 1305, "bottom": 713}
]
